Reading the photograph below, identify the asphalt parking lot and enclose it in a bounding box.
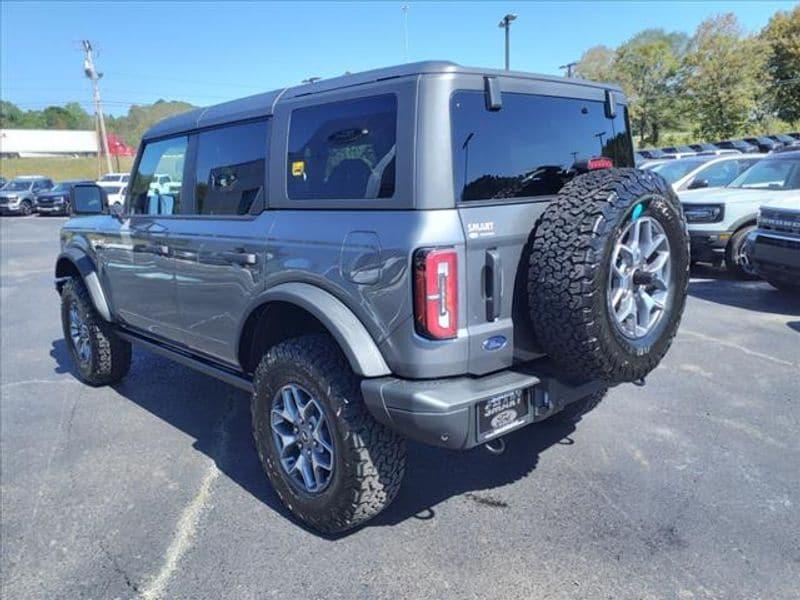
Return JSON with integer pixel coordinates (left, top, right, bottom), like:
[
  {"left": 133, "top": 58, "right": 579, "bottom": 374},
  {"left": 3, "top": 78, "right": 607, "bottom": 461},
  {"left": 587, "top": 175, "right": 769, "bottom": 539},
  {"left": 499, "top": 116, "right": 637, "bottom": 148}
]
[{"left": 1, "top": 215, "right": 798, "bottom": 600}]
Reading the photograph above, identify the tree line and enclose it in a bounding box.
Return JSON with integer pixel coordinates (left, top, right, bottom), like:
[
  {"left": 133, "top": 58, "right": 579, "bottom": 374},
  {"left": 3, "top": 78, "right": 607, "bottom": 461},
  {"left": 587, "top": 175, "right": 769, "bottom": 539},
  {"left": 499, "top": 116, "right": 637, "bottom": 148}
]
[
  {"left": 575, "top": 8, "right": 800, "bottom": 147},
  {"left": 0, "top": 99, "right": 195, "bottom": 147}
]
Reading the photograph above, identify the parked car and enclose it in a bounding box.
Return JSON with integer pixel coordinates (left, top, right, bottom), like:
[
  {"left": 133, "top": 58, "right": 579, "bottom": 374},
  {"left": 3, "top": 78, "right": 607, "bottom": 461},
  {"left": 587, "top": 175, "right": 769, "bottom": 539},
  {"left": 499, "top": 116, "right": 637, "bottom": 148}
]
[
  {"left": 749, "top": 199, "right": 800, "bottom": 293},
  {"left": 743, "top": 136, "right": 781, "bottom": 153},
  {"left": 689, "top": 142, "right": 722, "bottom": 153},
  {"left": 36, "top": 180, "right": 92, "bottom": 215},
  {"left": 681, "top": 146, "right": 800, "bottom": 277},
  {"left": 661, "top": 145, "right": 697, "bottom": 157},
  {"left": 0, "top": 176, "right": 6, "bottom": 188},
  {"left": 639, "top": 159, "right": 672, "bottom": 170},
  {"left": 0, "top": 176, "right": 53, "bottom": 215},
  {"left": 637, "top": 148, "right": 673, "bottom": 160},
  {"left": 96, "top": 182, "right": 127, "bottom": 206},
  {"left": 55, "top": 61, "right": 690, "bottom": 533},
  {"left": 99, "top": 172, "right": 130, "bottom": 184},
  {"left": 768, "top": 134, "right": 796, "bottom": 147},
  {"left": 715, "top": 139, "right": 760, "bottom": 154},
  {"left": 651, "top": 154, "right": 761, "bottom": 192}
]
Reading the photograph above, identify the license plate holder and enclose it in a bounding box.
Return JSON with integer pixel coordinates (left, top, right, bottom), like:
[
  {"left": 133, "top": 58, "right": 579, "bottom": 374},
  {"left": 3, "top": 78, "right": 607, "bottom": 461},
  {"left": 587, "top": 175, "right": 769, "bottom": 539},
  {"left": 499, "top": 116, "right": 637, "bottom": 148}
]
[{"left": 476, "top": 389, "right": 529, "bottom": 442}]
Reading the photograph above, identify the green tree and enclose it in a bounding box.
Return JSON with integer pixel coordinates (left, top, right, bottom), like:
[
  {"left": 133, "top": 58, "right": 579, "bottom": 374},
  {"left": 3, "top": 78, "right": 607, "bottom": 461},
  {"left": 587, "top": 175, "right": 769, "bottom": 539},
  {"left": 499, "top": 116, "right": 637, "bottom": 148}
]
[
  {"left": 761, "top": 5, "right": 800, "bottom": 125},
  {"left": 574, "top": 45, "right": 615, "bottom": 82},
  {"left": 683, "top": 14, "right": 765, "bottom": 140},
  {"left": 614, "top": 29, "right": 684, "bottom": 146}
]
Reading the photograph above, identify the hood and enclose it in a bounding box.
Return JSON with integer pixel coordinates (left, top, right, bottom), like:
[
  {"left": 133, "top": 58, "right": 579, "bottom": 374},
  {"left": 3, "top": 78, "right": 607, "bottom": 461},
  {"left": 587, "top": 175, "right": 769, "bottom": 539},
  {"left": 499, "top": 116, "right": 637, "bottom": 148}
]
[
  {"left": 758, "top": 196, "right": 800, "bottom": 212},
  {"left": 679, "top": 187, "right": 800, "bottom": 206}
]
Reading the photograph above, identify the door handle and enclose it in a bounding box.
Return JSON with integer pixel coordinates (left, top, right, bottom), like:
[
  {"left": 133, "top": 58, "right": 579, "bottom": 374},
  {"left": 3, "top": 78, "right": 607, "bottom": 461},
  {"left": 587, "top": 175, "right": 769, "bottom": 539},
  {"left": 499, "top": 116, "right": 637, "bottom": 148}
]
[
  {"left": 485, "top": 249, "right": 502, "bottom": 321},
  {"left": 134, "top": 243, "right": 169, "bottom": 256},
  {"left": 172, "top": 249, "right": 197, "bottom": 261},
  {"left": 216, "top": 250, "right": 257, "bottom": 266}
]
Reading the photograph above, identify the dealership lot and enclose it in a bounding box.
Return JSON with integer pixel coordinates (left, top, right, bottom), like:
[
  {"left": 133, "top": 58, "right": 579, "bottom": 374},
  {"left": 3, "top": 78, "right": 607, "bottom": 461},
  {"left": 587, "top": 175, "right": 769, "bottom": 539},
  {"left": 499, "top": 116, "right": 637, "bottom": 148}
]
[{"left": 1, "top": 216, "right": 798, "bottom": 599}]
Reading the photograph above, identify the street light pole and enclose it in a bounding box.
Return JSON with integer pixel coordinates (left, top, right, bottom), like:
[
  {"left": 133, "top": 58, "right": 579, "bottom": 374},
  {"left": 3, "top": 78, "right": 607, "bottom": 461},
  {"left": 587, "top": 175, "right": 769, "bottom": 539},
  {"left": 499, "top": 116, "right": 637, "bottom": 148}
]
[{"left": 498, "top": 14, "right": 517, "bottom": 71}]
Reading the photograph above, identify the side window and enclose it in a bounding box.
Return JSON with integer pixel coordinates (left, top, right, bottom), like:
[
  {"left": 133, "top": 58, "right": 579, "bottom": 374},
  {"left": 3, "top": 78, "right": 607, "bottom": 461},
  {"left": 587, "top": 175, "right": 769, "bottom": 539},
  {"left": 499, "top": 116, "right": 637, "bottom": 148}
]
[
  {"left": 193, "top": 120, "right": 268, "bottom": 216},
  {"left": 129, "top": 136, "right": 188, "bottom": 215},
  {"left": 696, "top": 161, "right": 738, "bottom": 187},
  {"left": 287, "top": 95, "right": 397, "bottom": 200}
]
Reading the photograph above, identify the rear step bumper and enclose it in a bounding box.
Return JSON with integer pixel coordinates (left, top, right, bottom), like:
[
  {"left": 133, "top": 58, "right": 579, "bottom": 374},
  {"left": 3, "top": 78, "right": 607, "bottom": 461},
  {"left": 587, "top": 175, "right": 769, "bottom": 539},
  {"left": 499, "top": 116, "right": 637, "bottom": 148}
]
[{"left": 361, "top": 366, "right": 605, "bottom": 450}]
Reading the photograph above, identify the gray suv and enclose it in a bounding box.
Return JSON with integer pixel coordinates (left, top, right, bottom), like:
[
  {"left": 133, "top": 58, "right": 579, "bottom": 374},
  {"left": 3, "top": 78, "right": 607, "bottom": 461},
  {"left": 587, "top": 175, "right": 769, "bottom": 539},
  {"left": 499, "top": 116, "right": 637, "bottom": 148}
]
[
  {"left": 0, "top": 176, "right": 54, "bottom": 215},
  {"left": 56, "top": 62, "right": 689, "bottom": 533}
]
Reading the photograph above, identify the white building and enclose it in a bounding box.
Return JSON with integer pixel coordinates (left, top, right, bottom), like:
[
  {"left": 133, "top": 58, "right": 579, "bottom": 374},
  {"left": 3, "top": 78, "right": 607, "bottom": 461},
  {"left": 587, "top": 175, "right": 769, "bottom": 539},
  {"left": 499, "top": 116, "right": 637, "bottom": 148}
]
[{"left": 0, "top": 129, "right": 98, "bottom": 158}]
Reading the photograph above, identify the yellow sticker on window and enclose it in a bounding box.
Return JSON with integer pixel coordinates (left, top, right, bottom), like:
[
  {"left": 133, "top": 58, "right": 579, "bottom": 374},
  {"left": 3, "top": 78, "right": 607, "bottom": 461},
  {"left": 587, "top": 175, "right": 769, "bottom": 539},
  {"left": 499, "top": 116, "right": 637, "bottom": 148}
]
[{"left": 291, "top": 160, "right": 305, "bottom": 177}]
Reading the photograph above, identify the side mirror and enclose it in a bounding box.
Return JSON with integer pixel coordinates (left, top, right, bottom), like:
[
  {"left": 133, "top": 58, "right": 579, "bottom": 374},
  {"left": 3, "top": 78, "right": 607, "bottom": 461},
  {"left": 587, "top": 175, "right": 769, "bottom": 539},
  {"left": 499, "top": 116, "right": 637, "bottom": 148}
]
[
  {"left": 688, "top": 178, "right": 709, "bottom": 190},
  {"left": 70, "top": 184, "right": 108, "bottom": 215}
]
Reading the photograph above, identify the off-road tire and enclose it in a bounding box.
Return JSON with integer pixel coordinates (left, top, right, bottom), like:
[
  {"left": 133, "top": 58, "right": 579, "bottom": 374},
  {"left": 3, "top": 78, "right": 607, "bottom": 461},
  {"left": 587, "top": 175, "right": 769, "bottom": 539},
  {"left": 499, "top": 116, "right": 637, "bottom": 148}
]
[
  {"left": 528, "top": 168, "right": 689, "bottom": 384},
  {"left": 725, "top": 224, "right": 758, "bottom": 279},
  {"left": 766, "top": 278, "right": 800, "bottom": 294},
  {"left": 550, "top": 388, "right": 608, "bottom": 423},
  {"left": 251, "top": 334, "right": 406, "bottom": 534},
  {"left": 60, "top": 277, "right": 131, "bottom": 385}
]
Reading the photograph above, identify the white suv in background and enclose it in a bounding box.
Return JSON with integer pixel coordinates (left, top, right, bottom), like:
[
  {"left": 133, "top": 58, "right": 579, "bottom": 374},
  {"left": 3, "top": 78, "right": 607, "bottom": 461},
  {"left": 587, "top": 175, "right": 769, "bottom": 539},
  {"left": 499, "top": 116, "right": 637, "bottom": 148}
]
[
  {"left": 653, "top": 154, "right": 762, "bottom": 192},
  {"left": 680, "top": 148, "right": 800, "bottom": 277},
  {"left": 99, "top": 172, "right": 129, "bottom": 184}
]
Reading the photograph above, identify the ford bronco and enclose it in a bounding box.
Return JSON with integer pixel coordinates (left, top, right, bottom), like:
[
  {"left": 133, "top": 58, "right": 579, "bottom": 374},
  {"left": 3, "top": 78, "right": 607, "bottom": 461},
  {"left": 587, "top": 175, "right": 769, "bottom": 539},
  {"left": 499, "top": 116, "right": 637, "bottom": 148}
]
[{"left": 56, "top": 62, "right": 689, "bottom": 533}]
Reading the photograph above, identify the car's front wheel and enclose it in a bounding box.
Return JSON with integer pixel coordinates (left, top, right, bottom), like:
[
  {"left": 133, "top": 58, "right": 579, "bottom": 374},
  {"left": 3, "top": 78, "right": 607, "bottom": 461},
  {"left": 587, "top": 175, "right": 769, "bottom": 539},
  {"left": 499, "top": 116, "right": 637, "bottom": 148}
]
[
  {"left": 20, "top": 201, "right": 33, "bottom": 216},
  {"left": 60, "top": 277, "right": 131, "bottom": 385},
  {"left": 725, "top": 224, "right": 758, "bottom": 279},
  {"left": 251, "top": 334, "right": 406, "bottom": 534}
]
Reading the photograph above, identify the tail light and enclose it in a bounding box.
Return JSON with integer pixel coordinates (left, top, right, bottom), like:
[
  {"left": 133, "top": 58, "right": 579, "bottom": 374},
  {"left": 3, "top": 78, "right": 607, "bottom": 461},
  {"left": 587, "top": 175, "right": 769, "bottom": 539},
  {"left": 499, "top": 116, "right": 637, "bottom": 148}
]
[
  {"left": 587, "top": 157, "right": 613, "bottom": 170},
  {"left": 413, "top": 248, "right": 458, "bottom": 339}
]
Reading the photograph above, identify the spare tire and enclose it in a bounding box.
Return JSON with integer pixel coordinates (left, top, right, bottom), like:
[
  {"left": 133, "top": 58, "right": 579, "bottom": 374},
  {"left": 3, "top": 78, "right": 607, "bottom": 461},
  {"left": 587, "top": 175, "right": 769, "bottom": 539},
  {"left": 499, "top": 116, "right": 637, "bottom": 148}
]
[{"left": 528, "top": 168, "right": 689, "bottom": 384}]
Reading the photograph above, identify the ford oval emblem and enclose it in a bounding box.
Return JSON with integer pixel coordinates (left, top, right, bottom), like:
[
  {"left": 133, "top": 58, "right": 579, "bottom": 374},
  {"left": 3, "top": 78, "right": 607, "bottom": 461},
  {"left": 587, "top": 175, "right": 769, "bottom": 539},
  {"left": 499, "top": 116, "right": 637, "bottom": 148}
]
[{"left": 482, "top": 335, "right": 507, "bottom": 351}]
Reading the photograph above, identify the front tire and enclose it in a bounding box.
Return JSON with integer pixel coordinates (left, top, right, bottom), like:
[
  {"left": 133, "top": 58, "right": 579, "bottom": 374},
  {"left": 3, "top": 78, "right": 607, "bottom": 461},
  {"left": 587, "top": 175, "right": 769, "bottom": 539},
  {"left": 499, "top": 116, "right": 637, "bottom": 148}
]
[
  {"left": 20, "top": 201, "right": 32, "bottom": 216},
  {"left": 60, "top": 277, "right": 131, "bottom": 386},
  {"left": 725, "top": 225, "right": 758, "bottom": 279},
  {"left": 251, "top": 334, "right": 406, "bottom": 534}
]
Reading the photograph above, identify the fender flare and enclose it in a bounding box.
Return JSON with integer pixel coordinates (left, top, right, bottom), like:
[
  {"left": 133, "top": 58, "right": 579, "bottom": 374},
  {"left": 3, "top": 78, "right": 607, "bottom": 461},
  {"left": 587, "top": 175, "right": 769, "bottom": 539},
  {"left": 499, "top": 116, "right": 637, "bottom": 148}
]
[
  {"left": 55, "top": 248, "right": 112, "bottom": 322},
  {"left": 245, "top": 282, "right": 391, "bottom": 378}
]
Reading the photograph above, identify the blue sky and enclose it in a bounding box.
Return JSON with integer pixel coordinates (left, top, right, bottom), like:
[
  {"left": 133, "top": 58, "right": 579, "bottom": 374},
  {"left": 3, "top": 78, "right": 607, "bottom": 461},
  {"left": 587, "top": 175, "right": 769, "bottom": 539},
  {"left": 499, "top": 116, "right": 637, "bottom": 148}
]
[{"left": 1, "top": 1, "right": 795, "bottom": 116}]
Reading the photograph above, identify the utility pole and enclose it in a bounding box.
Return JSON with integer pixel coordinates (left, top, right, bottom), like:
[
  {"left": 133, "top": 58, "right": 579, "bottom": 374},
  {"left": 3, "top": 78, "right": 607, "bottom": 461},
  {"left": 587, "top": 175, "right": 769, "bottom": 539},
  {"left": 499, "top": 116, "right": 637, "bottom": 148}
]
[
  {"left": 82, "top": 40, "right": 113, "bottom": 175},
  {"left": 498, "top": 14, "right": 517, "bottom": 71},
  {"left": 401, "top": 4, "right": 409, "bottom": 63},
  {"left": 559, "top": 61, "right": 578, "bottom": 78}
]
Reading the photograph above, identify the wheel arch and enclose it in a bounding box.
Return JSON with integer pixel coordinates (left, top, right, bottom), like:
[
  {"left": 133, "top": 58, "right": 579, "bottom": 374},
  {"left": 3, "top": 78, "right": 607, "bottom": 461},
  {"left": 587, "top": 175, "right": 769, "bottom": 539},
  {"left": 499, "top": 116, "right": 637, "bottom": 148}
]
[
  {"left": 237, "top": 282, "right": 391, "bottom": 378},
  {"left": 55, "top": 249, "right": 112, "bottom": 322}
]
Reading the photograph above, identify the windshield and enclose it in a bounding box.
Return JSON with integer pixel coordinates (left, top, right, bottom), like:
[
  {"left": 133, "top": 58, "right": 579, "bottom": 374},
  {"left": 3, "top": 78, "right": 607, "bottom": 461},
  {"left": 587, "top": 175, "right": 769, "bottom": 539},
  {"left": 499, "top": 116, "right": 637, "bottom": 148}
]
[
  {"left": 50, "top": 183, "right": 72, "bottom": 192},
  {"left": 729, "top": 158, "right": 800, "bottom": 190},
  {"left": 100, "top": 174, "right": 120, "bottom": 182},
  {"left": 651, "top": 158, "right": 709, "bottom": 183},
  {"left": 2, "top": 180, "right": 33, "bottom": 192}
]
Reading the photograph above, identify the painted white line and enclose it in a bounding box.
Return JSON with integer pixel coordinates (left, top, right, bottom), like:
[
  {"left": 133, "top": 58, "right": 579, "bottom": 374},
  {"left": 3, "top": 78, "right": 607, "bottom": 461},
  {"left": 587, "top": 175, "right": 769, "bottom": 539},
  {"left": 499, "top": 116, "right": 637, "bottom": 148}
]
[
  {"left": 679, "top": 329, "right": 796, "bottom": 368},
  {"left": 139, "top": 401, "right": 234, "bottom": 600}
]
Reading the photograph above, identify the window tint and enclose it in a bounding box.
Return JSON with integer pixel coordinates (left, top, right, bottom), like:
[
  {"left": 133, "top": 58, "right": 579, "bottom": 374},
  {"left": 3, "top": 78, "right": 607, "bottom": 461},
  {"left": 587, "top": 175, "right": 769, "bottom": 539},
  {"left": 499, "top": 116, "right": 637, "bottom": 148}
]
[
  {"left": 730, "top": 158, "right": 799, "bottom": 190},
  {"left": 193, "top": 120, "right": 268, "bottom": 215},
  {"left": 287, "top": 95, "right": 397, "bottom": 200},
  {"left": 451, "top": 91, "right": 633, "bottom": 202},
  {"left": 130, "top": 136, "right": 187, "bottom": 215},
  {"left": 692, "top": 160, "right": 741, "bottom": 187}
]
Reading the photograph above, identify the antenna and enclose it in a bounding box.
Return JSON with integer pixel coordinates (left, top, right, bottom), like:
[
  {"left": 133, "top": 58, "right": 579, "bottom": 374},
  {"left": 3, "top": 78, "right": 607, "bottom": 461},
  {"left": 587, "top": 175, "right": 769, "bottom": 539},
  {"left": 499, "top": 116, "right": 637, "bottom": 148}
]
[{"left": 401, "top": 4, "right": 409, "bottom": 63}]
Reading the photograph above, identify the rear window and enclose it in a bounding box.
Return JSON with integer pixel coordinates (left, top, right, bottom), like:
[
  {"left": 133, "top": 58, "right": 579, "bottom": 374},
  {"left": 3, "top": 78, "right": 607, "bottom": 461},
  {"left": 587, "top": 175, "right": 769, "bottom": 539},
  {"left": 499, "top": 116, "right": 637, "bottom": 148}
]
[
  {"left": 287, "top": 95, "right": 397, "bottom": 200},
  {"left": 451, "top": 91, "right": 633, "bottom": 202}
]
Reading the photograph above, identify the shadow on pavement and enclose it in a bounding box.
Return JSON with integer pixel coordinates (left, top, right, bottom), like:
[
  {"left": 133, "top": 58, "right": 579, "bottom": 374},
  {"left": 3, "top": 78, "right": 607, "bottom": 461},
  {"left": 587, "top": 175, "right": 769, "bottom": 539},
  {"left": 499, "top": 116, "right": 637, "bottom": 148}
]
[
  {"left": 689, "top": 265, "right": 800, "bottom": 317},
  {"left": 50, "top": 338, "right": 576, "bottom": 538}
]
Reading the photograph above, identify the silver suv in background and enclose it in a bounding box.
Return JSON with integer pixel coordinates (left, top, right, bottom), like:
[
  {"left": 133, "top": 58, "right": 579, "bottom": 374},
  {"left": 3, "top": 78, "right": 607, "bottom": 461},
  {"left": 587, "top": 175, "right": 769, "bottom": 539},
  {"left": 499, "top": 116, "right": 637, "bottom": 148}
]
[{"left": 0, "top": 176, "right": 54, "bottom": 215}]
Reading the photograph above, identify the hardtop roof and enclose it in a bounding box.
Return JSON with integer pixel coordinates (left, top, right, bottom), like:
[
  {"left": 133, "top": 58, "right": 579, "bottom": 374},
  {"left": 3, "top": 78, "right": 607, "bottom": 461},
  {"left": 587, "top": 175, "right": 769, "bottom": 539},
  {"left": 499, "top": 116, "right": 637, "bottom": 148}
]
[{"left": 143, "top": 61, "right": 625, "bottom": 141}]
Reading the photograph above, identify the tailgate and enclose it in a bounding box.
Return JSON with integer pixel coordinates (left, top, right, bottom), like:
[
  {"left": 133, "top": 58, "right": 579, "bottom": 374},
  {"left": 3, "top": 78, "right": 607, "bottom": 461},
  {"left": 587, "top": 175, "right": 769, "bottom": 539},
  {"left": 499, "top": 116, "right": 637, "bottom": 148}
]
[{"left": 457, "top": 202, "right": 548, "bottom": 375}]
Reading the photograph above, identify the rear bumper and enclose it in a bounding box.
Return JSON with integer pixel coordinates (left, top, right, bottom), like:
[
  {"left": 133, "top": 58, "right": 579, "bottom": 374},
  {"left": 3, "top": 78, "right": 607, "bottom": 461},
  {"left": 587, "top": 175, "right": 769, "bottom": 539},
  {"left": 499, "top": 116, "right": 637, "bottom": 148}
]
[
  {"left": 752, "top": 232, "right": 800, "bottom": 283},
  {"left": 689, "top": 230, "right": 729, "bottom": 262},
  {"left": 361, "top": 363, "right": 605, "bottom": 450}
]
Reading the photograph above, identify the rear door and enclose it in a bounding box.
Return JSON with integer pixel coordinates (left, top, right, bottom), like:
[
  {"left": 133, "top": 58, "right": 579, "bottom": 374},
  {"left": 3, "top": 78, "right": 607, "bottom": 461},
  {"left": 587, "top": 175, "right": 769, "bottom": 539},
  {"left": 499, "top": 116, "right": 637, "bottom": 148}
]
[
  {"left": 171, "top": 119, "right": 273, "bottom": 366},
  {"left": 450, "top": 85, "right": 633, "bottom": 375}
]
